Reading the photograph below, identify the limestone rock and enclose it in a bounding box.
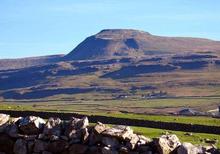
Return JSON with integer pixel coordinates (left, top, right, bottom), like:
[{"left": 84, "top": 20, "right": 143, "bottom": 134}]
[
  {"left": 177, "top": 142, "right": 201, "bottom": 154},
  {"left": 70, "top": 117, "right": 89, "bottom": 130},
  {"left": 0, "top": 114, "right": 218, "bottom": 154},
  {"left": 102, "top": 125, "right": 134, "bottom": 140},
  {"left": 67, "top": 129, "right": 82, "bottom": 142},
  {"left": 89, "top": 122, "right": 108, "bottom": 145},
  {"left": 43, "top": 117, "right": 62, "bottom": 137},
  {"left": 19, "top": 116, "right": 46, "bottom": 135},
  {"left": 126, "top": 134, "right": 139, "bottom": 150},
  {"left": 137, "top": 135, "right": 152, "bottom": 145},
  {"left": 65, "top": 117, "right": 89, "bottom": 140},
  {"left": 0, "top": 114, "right": 10, "bottom": 126},
  {"left": 82, "top": 127, "right": 89, "bottom": 143},
  {"left": 10, "top": 117, "right": 22, "bottom": 124},
  {"left": 94, "top": 122, "right": 109, "bottom": 134},
  {"left": 13, "top": 139, "right": 27, "bottom": 154},
  {"left": 154, "top": 134, "right": 181, "bottom": 154},
  {"left": 0, "top": 114, "right": 10, "bottom": 132}
]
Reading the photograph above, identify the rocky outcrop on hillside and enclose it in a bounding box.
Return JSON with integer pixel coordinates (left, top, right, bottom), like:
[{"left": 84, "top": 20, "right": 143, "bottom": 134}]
[{"left": 0, "top": 113, "right": 218, "bottom": 154}]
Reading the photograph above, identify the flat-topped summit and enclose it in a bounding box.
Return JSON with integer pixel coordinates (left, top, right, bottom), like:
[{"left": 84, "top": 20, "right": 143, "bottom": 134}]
[
  {"left": 65, "top": 29, "right": 220, "bottom": 60},
  {"left": 96, "top": 29, "right": 151, "bottom": 40}
]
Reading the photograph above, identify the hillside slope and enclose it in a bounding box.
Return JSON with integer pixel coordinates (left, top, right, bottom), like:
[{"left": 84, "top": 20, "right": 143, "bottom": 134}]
[
  {"left": 1, "top": 29, "right": 220, "bottom": 114},
  {"left": 0, "top": 55, "right": 63, "bottom": 70},
  {"left": 65, "top": 29, "right": 220, "bottom": 60}
]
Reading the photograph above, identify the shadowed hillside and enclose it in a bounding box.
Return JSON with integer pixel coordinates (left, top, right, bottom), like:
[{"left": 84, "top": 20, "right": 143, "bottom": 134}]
[
  {"left": 0, "top": 55, "right": 63, "bottom": 70},
  {"left": 1, "top": 29, "right": 220, "bottom": 115}
]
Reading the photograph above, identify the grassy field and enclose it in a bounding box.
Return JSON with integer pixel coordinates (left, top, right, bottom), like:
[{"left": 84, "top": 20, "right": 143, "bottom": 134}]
[
  {"left": 2, "top": 97, "right": 220, "bottom": 112},
  {"left": 88, "top": 112, "right": 220, "bottom": 127},
  {"left": 1, "top": 100, "right": 220, "bottom": 127},
  {"left": 1, "top": 102, "right": 220, "bottom": 148},
  {"left": 1, "top": 100, "right": 220, "bottom": 148},
  {"left": 131, "top": 126, "right": 220, "bottom": 148}
]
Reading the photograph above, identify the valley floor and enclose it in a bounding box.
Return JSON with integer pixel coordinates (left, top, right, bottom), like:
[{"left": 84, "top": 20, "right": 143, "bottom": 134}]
[
  {"left": 1, "top": 97, "right": 220, "bottom": 116},
  {"left": 0, "top": 99, "right": 220, "bottom": 148}
]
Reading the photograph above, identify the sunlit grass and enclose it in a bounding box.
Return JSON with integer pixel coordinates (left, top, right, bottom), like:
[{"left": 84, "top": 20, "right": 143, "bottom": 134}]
[{"left": 131, "top": 126, "right": 220, "bottom": 148}]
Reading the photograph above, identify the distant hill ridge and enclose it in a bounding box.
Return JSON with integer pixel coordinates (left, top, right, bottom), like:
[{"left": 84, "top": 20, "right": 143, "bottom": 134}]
[
  {"left": 1, "top": 29, "right": 220, "bottom": 70},
  {"left": 0, "top": 55, "right": 63, "bottom": 70}
]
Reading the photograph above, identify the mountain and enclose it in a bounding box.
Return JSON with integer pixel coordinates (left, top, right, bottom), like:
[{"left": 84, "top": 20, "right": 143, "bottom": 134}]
[
  {"left": 1, "top": 29, "right": 220, "bottom": 70},
  {"left": 1, "top": 29, "right": 220, "bottom": 115},
  {"left": 0, "top": 55, "right": 63, "bottom": 70},
  {"left": 65, "top": 29, "right": 220, "bottom": 60}
]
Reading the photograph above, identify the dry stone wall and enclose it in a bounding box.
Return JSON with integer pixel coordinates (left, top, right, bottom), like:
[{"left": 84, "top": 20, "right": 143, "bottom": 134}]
[
  {"left": 0, "top": 113, "right": 219, "bottom": 154},
  {"left": 1, "top": 110, "right": 220, "bottom": 135}
]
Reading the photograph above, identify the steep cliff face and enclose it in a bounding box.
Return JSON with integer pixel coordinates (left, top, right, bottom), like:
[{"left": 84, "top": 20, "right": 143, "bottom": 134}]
[{"left": 65, "top": 29, "right": 220, "bottom": 60}]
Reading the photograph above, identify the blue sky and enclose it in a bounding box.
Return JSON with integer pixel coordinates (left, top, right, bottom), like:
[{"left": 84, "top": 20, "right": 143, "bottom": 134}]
[{"left": 0, "top": 0, "right": 220, "bottom": 59}]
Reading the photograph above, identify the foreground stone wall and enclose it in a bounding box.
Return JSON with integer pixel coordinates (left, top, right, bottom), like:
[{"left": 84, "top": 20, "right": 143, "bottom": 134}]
[
  {"left": 0, "top": 114, "right": 218, "bottom": 154},
  {"left": 1, "top": 110, "right": 220, "bottom": 135}
]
